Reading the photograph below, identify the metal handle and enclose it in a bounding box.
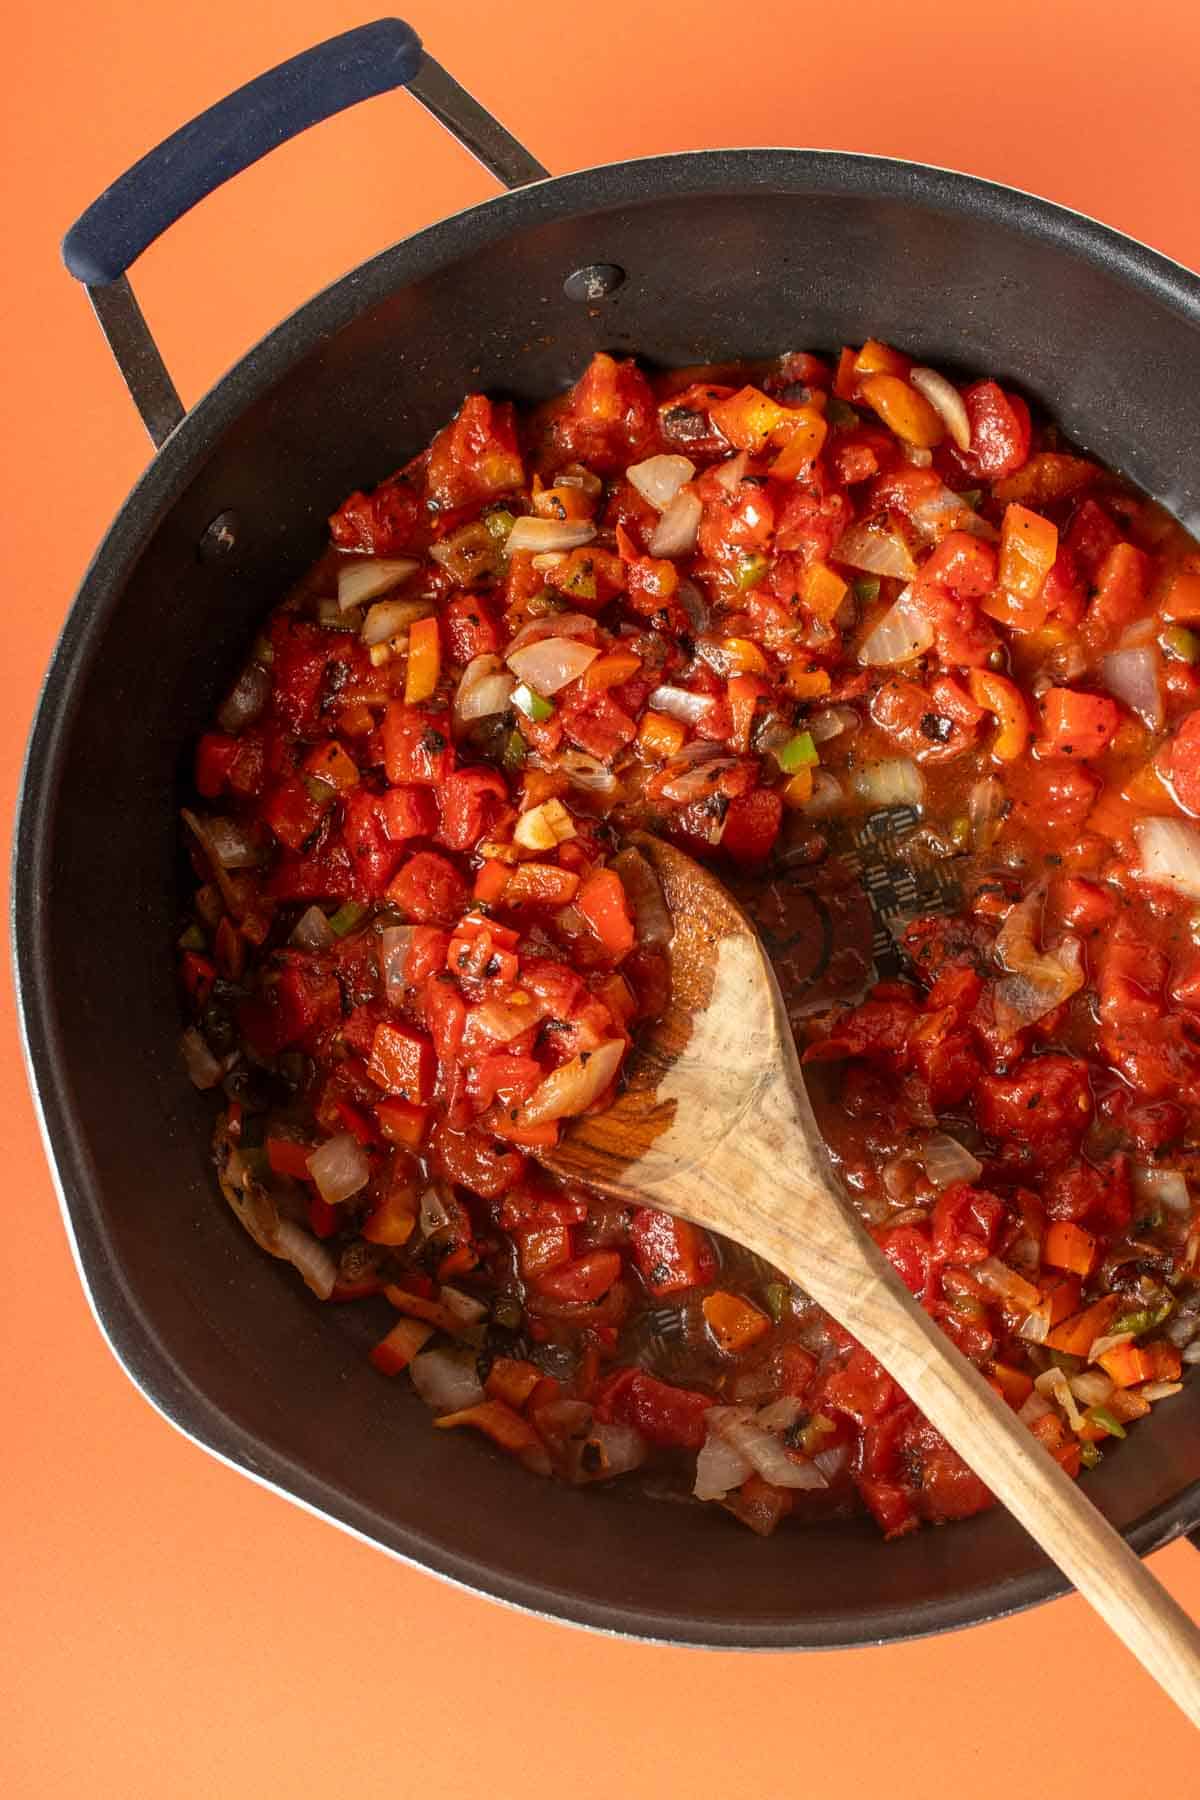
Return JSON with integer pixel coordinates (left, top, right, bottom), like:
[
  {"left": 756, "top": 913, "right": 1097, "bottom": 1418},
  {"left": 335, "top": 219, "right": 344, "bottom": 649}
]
[{"left": 61, "top": 19, "right": 548, "bottom": 445}]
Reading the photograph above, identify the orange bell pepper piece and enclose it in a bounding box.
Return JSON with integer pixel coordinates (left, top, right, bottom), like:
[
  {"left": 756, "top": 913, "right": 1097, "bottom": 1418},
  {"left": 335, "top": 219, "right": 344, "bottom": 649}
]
[
  {"left": 303, "top": 739, "right": 360, "bottom": 792},
  {"left": 987, "top": 1361, "right": 1035, "bottom": 1408},
  {"left": 999, "top": 503, "right": 1059, "bottom": 602},
  {"left": 484, "top": 1357, "right": 544, "bottom": 1409},
  {"left": 992, "top": 453, "right": 1095, "bottom": 506},
  {"left": 769, "top": 408, "right": 828, "bottom": 479},
  {"left": 1098, "top": 1341, "right": 1182, "bottom": 1388},
  {"left": 582, "top": 649, "right": 642, "bottom": 691},
  {"left": 708, "top": 385, "right": 797, "bottom": 454},
  {"left": 502, "top": 862, "right": 581, "bottom": 906},
  {"left": 1161, "top": 567, "right": 1200, "bottom": 623},
  {"left": 801, "top": 561, "right": 848, "bottom": 621},
  {"left": 638, "top": 710, "right": 688, "bottom": 761},
  {"left": 1042, "top": 1220, "right": 1098, "bottom": 1278},
  {"left": 786, "top": 663, "right": 833, "bottom": 699},
  {"left": 854, "top": 339, "right": 911, "bottom": 382},
  {"left": 473, "top": 859, "right": 512, "bottom": 904},
  {"left": 969, "top": 669, "right": 1032, "bottom": 761},
  {"left": 369, "top": 1317, "right": 433, "bottom": 1376},
  {"left": 727, "top": 673, "right": 769, "bottom": 754},
  {"left": 363, "top": 1183, "right": 420, "bottom": 1247},
  {"left": 404, "top": 613, "right": 441, "bottom": 703},
  {"left": 702, "top": 1290, "right": 772, "bottom": 1354},
  {"left": 858, "top": 373, "right": 944, "bottom": 448},
  {"left": 781, "top": 767, "right": 815, "bottom": 808},
  {"left": 575, "top": 868, "right": 636, "bottom": 958},
  {"left": 433, "top": 1400, "right": 552, "bottom": 1473},
  {"left": 1044, "top": 1293, "right": 1121, "bottom": 1356},
  {"left": 721, "top": 636, "right": 770, "bottom": 675},
  {"left": 375, "top": 1096, "right": 431, "bottom": 1151}
]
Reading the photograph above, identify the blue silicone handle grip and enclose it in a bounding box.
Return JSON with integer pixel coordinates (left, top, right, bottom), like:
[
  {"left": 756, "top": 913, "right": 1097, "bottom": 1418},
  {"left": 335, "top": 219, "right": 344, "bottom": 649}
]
[{"left": 62, "top": 19, "right": 424, "bottom": 285}]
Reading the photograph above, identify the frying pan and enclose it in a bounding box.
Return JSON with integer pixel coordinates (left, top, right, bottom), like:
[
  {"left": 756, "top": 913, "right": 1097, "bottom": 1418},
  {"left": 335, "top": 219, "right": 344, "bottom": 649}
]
[{"left": 15, "top": 16, "right": 1200, "bottom": 1648}]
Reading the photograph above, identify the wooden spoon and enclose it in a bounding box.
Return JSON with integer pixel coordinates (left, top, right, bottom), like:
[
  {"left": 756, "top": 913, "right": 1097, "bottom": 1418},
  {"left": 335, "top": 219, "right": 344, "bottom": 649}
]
[{"left": 541, "top": 834, "right": 1200, "bottom": 1725}]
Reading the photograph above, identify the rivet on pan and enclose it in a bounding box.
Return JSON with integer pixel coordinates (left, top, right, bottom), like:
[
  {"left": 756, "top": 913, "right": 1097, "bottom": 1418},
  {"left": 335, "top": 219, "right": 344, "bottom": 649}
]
[
  {"left": 198, "top": 510, "right": 239, "bottom": 562},
  {"left": 563, "top": 264, "right": 626, "bottom": 302}
]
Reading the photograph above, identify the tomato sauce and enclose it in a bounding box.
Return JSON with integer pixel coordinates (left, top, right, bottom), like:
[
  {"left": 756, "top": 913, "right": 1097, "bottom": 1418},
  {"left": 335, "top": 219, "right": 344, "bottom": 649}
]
[{"left": 178, "top": 343, "right": 1200, "bottom": 1538}]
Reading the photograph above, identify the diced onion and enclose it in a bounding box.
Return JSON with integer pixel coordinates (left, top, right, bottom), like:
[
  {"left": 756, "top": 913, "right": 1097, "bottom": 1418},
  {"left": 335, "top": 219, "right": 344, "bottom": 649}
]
[
  {"left": 468, "top": 993, "right": 547, "bottom": 1046},
  {"left": 711, "top": 1407, "right": 828, "bottom": 1490},
  {"left": 419, "top": 1187, "right": 454, "bottom": 1236},
  {"left": 612, "top": 848, "right": 672, "bottom": 948},
  {"left": 1133, "top": 1164, "right": 1191, "bottom": 1213},
  {"left": 505, "top": 517, "right": 596, "bottom": 554},
  {"left": 1088, "top": 1331, "right": 1135, "bottom": 1363},
  {"left": 920, "top": 1133, "right": 983, "bottom": 1188},
  {"left": 517, "top": 1039, "right": 625, "bottom": 1127},
  {"left": 807, "top": 705, "right": 860, "bottom": 744},
  {"left": 713, "top": 451, "right": 749, "bottom": 492},
  {"left": 802, "top": 771, "right": 845, "bottom": 816},
  {"left": 657, "top": 744, "right": 738, "bottom": 804},
  {"left": 906, "top": 480, "right": 994, "bottom": 544},
  {"left": 506, "top": 612, "right": 598, "bottom": 652},
  {"left": 677, "top": 579, "right": 711, "bottom": 633},
  {"left": 858, "top": 589, "right": 934, "bottom": 666},
  {"left": 992, "top": 892, "right": 1085, "bottom": 1031},
  {"left": 646, "top": 683, "right": 715, "bottom": 725},
  {"left": 379, "top": 925, "right": 414, "bottom": 1006},
  {"left": 440, "top": 1285, "right": 489, "bottom": 1324},
  {"left": 1018, "top": 1390, "right": 1055, "bottom": 1426},
  {"left": 454, "top": 653, "right": 516, "bottom": 724},
  {"left": 291, "top": 905, "right": 335, "bottom": 951},
  {"left": 693, "top": 1425, "right": 752, "bottom": 1500},
  {"left": 1035, "top": 1366, "right": 1085, "bottom": 1432},
  {"left": 507, "top": 636, "right": 600, "bottom": 695},
  {"left": 181, "top": 1027, "right": 223, "bottom": 1090},
  {"left": 1102, "top": 645, "right": 1164, "bottom": 731},
  {"left": 513, "top": 797, "right": 576, "bottom": 851},
  {"left": 1135, "top": 817, "right": 1200, "bottom": 900},
  {"left": 909, "top": 367, "right": 972, "bottom": 452},
  {"left": 409, "top": 1348, "right": 485, "bottom": 1413},
  {"left": 274, "top": 1220, "right": 337, "bottom": 1300},
  {"left": 361, "top": 596, "right": 433, "bottom": 646},
  {"left": 976, "top": 1256, "right": 1041, "bottom": 1311},
  {"left": 755, "top": 1396, "right": 806, "bottom": 1432},
  {"left": 626, "top": 454, "right": 696, "bottom": 509},
  {"left": 573, "top": 1421, "right": 648, "bottom": 1482},
  {"left": 648, "top": 489, "right": 702, "bottom": 557},
  {"left": 833, "top": 520, "right": 917, "bottom": 580},
  {"left": 545, "top": 750, "right": 619, "bottom": 797},
  {"left": 968, "top": 776, "right": 1005, "bottom": 851},
  {"left": 203, "top": 816, "right": 266, "bottom": 869},
  {"left": 902, "top": 444, "right": 933, "bottom": 468},
  {"left": 305, "top": 1131, "right": 370, "bottom": 1206},
  {"left": 217, "top": 662, "right": 270, "bottom": 734},
  {"left": 337, "top": 556, "right": 419, "bottom": 612},
  {"left": 1141, "top": 1380, "right": 1184, "bottom": 1401},
  {"left": 1067, "top": 1369, "right": 1115, "bottom": 1407},
  {"left": 850, "top": 758, "right": 925, "bottom": 810}
]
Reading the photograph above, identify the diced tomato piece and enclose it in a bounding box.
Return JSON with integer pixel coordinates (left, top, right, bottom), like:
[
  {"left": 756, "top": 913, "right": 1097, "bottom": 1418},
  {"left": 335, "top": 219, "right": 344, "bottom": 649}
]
[
  {"left": 386, "top": 850, "right": 468, "bottom": 925},
  {"left": 533, "top": 1251, "right": 622, "bottom": 1304},
  {"left": 594, "top": 1367, "right": 713, "bottom": 1450},
  {"left": 341, "top": 788, "right": 404, "bottom": 898},
  {"left": 429, "top": 1122, "right": 525, "bottom": 1197},
  {"left": 426, "top": 394, "right": 524, "bottom": 512},
  {"left": 575, "top": 869, "right": 636, "bottom": 960},
  {"left": 438, "top": 767, "right": 508, "bottom": 852},
  {"left": 375, "top": 1096, "right": 431, "bottom": 1149},
  {"left": 444, "top": 593, "right": 501, "bottom": 662},
  {"left": 382, "top": 703, "right": 456, "bottom": 786},
  {"left": 721, "top": 788, "right": 783, "bottom": 862},
  {"left": 195, "top": 731, "right": 241, "bottom": 798},
  {"left": 367, "top": 1021, "right": 435, "bottom": 1104},
  {"left": 379, "top": 784, "right": 438, "bottom": 841},
  {"left": 1035, "top": 688, "right": 1119, "bottom": 759},
  {"left": 261, "top": 775, "right": 325, "bottom": 851},
  {"left": 629, "top": 1208, "right": 716, "bottom": 1296},
  {"left": 1084, "top": 541, "right": 1149, "bottom": 649},
  {"left": 330, "top": 469, "right": 423, "bottom": 555},
  {"left": 543, "top": 353, "right": 657, "bottom": 473},
  {"left": 959, "top": 382, "right": 1032, "bottom": 478},
  {"left": 238, "top": 961, "right": 342, "bottom": 1057}
]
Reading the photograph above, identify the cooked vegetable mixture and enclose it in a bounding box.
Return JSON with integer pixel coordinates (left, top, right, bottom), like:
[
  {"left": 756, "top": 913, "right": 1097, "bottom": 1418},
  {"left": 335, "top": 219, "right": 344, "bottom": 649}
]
[{"left": 179, "top": 342, "right": 1200, "bottom": 1538}]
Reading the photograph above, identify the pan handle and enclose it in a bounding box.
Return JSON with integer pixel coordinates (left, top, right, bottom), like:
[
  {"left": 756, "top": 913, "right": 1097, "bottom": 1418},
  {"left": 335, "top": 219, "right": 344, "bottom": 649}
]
[{"left": 61, "top": 19, "right": 548, "bottom": 445}]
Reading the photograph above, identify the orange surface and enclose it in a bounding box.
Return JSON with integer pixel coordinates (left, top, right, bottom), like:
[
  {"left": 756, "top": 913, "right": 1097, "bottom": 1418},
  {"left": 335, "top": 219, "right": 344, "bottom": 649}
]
[{"left": 5, "top": 1, "right": 1200, "bottom": 1791}]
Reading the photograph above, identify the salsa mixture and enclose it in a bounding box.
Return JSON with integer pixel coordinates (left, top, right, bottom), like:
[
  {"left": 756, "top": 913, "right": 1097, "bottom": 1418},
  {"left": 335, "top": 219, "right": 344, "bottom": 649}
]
[{"left": 178, "top": 341, "right": 1200, "bottom": 1539}]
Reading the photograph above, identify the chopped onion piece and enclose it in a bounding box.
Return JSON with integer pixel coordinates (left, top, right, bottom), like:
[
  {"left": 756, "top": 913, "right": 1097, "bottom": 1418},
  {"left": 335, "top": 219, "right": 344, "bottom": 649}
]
[
  {"left": 1018, "top": 1390, "right": 1054, "bottom": 1426},
  {"left": 626, "top": 453, "right": 696, "bottom": 509},
  {"left": 976, "top": 1256, "right": 1041, "bottom": 1311},
  {"left": 507, "top": 636, "right": 600, "bottom": 696},
  {"left": 379, "top": 925, "right": 414, "bottom": 1006},
  {"left": 850, "top": 758, "right": 925, "bottom": 811},
  {"left": 361, "top": 596, "right": 433, "bottom": 646},
  {"left": 505, "top": 516, "right": 596, "bottom": 554},
  {"left": 1067, "top": 1369, "right": 1115, "bottom": 1407},
  {"left": 337, "top": 556, "right": 419, "bottom": 612},
  {"left": 833, "top": 519, "right": 917, "bottom": 580},
  {"left": 657, "top": 744, "right": 738, "bottom": 804},
  {"left": 547, "top": 750, "right": 619, "bottom": 796},
  {"left": 471, "top": 992, "right": 548, "bottom": 1045},
  {"left": 648, "top": 488, "right": 702, "bottom": 557},
  {"left": 755, "top": 1396, "right": 806, "bottom": 1432},
  {"left": 181, "top": 1027, "right": 223, "bottom": 1090},
  {"left": 992, "top": 892, "right": 1085, "bottom": 1031},
  {"left": 612, "top": 847, "right": 672, "bottom": 947},
  {"left": 518, "top": 1039, "right": 625, "bottom": 1127},
  {"left": 713, "top": 450, "right": 749, "bottom": 491},
  {"left": 291, "top": 905, "right": 335, "bottom": 951},
  {"left": 909, "top": 367, "right": 972, "bottom": 451},
  {"left": 902, "top": 444, "right": 933, "bottom": 468},
  {"left": 204, "top": 816, "right": 266, "bottom": 869},
  {"left": 419, "top": 1187, "right": 454, "bottom": 1237},
  {"left": 711, "top": 1407, "right": 828, "bottom": 1489},
  {"left": 454, "top": 653, "right": 516, "bottom": 724},
  {"left": 693, "top": 1427, "right": 753, "bottom": 1500},
  {"left": 1035, "top": 1366, "right": 1085, "bottom": 1432},
  {"left": 1141, "top": 1381, "right": 1183, "bottom": 1401},
  {"left": 506, "top": 611, "right": 598, "bottom": 652},
  {"left": 1102, "top": 645, "right": 1164, "bottom": 731},
  {"left": 305, "top": 1131, "right": 369, "bottom": 1206},
  {"left": 1088, "top": 1331, "right": 1135, "bottom": 1364},
  {"left": 906, "top": 480, "right": 994, "bottom": 544},
  {"left": 858, "top": 589, "right": 934, "bottom": 666},
  {"left": 1133, "top": 1164, "right": 1190, "bottom": 1213},
  {"left": 217, "top": 662, "right": 270, "bottom": 734},
  {"left": 1135, "top": 817, "right": 1200, "bottom": 901},
  {"left": 807, "top": 704, "right": 860, "bottom": 744},
  {"left": 440, "top": 1285, "right": 489, "bottom": 1325},
  {"left": 968, "top": 776, "right": 1005, "bottom": 851},
  {"left": 573, "top": 1421, "right": 648, "bottom": 1482},
  {"left": 802, "top": 770, "right": 845, "bottom": 816},
  {"left": 646, "top": 683, "right": 715, "bottom": 725},
  {"left": 409, "top": 1348, "right": 485, "bottom": 1413},
  {"left": 514, "top": 797, "right": 576, "bottom": 851},
  {"left": 921, "top": 1133, "right": 983, "bottom": 1188},
  {"left": 274, "top": 1220, "right": 337, "bottom": 1300}
]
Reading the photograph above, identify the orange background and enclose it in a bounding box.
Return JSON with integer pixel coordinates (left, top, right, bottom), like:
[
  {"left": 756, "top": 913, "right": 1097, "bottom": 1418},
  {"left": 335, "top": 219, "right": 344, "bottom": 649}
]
[{"left": 4, "top": 1, "right": 1200, "bottom": 1791}]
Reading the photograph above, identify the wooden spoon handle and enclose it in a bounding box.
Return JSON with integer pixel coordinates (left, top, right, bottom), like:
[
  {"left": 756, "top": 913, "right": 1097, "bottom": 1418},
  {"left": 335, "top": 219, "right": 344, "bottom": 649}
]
[{"left": 753, "top": 1181, "right": 1200, "bottom": 1726}]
